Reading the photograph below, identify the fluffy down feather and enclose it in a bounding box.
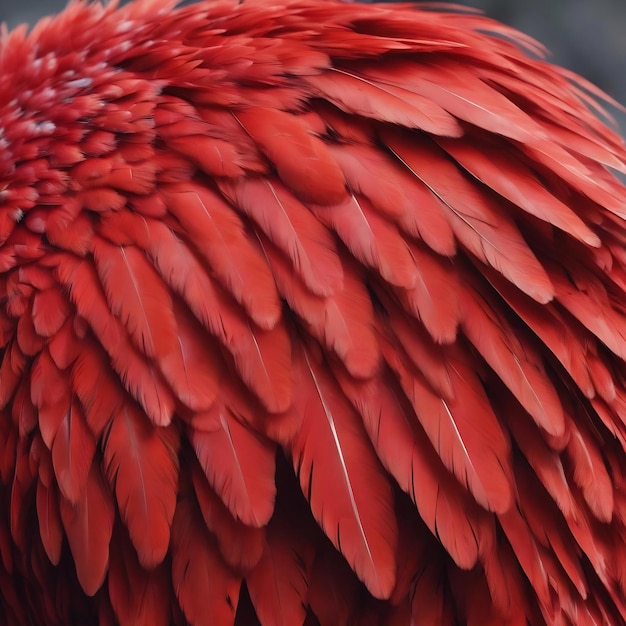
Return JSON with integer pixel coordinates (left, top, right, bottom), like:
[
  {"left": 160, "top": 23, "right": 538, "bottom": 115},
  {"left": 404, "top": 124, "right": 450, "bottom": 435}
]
[{"left": 0, "top": 1, "right": 625, "bottom": 626}]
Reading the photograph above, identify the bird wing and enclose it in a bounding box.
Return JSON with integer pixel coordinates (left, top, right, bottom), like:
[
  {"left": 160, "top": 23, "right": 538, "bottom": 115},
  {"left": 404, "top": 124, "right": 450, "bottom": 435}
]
[{"left": 1, "top": 1, "right": 626, "bottom": 625}]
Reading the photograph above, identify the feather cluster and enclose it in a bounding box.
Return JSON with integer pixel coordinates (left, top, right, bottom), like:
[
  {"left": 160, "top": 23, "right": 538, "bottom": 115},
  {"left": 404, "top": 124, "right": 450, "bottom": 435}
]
[{"left": 0, "top": 1, "right": 626, "bottom": 625}]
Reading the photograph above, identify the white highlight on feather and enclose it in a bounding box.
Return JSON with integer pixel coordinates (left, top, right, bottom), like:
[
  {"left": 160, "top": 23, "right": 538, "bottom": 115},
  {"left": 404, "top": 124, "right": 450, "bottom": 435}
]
[{"left": 303, "top": 350, "right": 376, "bottom": 572}]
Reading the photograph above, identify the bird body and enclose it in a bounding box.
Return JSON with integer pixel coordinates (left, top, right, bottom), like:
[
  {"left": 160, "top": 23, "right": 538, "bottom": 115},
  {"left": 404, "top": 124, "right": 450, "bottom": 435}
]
[{"left": 0, "top": 1, "right": 626, "bottom": 625}]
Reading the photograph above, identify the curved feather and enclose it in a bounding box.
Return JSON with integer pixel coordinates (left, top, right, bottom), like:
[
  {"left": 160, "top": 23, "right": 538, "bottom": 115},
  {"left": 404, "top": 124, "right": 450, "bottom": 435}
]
[
  {"left": 246, "top": 510, "right": 313, "bottom": 626},
  {"left": 384, "top": 338, "right": 513, "bottom": 513},
  {"left": 108, "top": 529, "right": 171, "bottom": 626},
  {"left": 328, "top": 142, "right": 457, "bottom": 255},
  {"left": 236, "top": 107, "right": 347, "bottom": 206},
  {"left": 191, "top": 407, "right": 276, "bottom": 528},
  {"left": 264, "top": 244, "right": 380, "bottom": 378},
  {"left": 287, "top": 345, "right": 397, "bottom": 599},
  {"left": 171, "top": 494, "right": 241, "bottom": 626},
  {"left": 35, "top": 479, "right": 63, "bottom": 566},
  {"left": 307, "top": 68, "right": 463, "bottom": 137},
  {"left": 163, "top": 182, "right": 282, "bottom": 330},
  {"left": 51, "top": 399, "right": 96, "bottom": 504},
  {"left": 140, "top": 218, "right": 293, "bottom": 411},
  {"left": 384, "top": 130, "right": 555, "bottom": 303},
  {"left": 158, "top": 301, "right": 222, "bottom": 412},
  {"left": 1, "top": 1, "right": 626, "bottom": 625},
  {"left": 219, "top": 178, "right": 344, "bottom": 297},
  {"left": 92, "top": 237, "right": 178, "bottom": 359},
  {"left": 335, "top": 366, "right": 491, "bottom": 570},
  {"left": 310, "top": 193, "right": 417, "bottom": 289},
  {"left": 59, "top": 465, "right": 114, "bottom": 597},
  {"left": 190, "top": 458, "right": 265, "bottom": 571},
  {"left": 459, "top": 280, "right": 565, "bottom": 436},
  {"left": 102, "top": 402, "right": 179, "bottom": 568}
]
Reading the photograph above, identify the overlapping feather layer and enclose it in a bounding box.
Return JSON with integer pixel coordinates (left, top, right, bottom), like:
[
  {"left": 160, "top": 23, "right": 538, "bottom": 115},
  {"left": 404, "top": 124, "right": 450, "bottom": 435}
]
[{"left": 0, "top": 1, "right": 626, "bottom": 625}]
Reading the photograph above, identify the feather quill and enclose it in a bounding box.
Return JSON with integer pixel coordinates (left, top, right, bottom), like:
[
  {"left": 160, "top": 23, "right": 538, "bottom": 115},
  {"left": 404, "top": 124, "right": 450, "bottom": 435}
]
[{"left": 287, "top": 345, "right": 397, "bottom": 599}]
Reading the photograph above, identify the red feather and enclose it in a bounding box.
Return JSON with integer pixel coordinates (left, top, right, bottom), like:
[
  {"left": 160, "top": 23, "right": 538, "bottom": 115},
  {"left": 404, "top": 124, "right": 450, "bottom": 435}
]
[
  {"left": 92, "top": 238, "right": 178, "bottom": 359},
  {"left": 439, "top": 137, "right": 601, "bottom": 247},
  {"left": 236, "top": 107, "right": 347, "bottom": 206},
  {"left": 306, "top": 541, "right": 360, "bottom": 626},
  {"left": 219, "top": 178, "right": 344, "bottom": 297},
  {"left": 108, "top": 529, "right": 171, "bottom": 626},
  {"left": 102, "top": 402, "right": 179, "bottom": 568},
  {"left": 59, "top": 464, "right": 114, "bottom": 596},
  {"left": 51, "top": 398, "right": 96, "bottom": 503},
  {"left": 163, "top": 182, "right": 282, "bottom": 330},
  {"left": 190, "top": 459, "right": 265, "bottom": 571},
  {"left": 365, "top": 60, "right": 546, "bottom": 144},
  {"left": 502, "top": 397, "right": 575, "bottom": 518},
  {"left": 30, "top": 348, "right": 71, "bottom": 449},
  {"left": 171, "top": 494, "right": 241, "bottom": 626},
  {"left": 35, "top": 479, "right": 63, "bottom": 566},
  {"left": 307, "top": 67, "right": 463, "bottom": 137},
  {"left": 265, "top": 245, "right": 380, "bottom": 378},
  {"left": 328, "top": 142, "right": 457, "bottom": 255},
  {"left": 459, "top": 280, "right": 565, "bottom": 437},
  {"left": 384, "top": 130, "right": 555, "bottom": 303},
  {"left": 383, "top": 336, "right": 513, "bottom": 513},
  {"left": 565, "top": 415, "right": 614, "bottom": 523},
  {"left": 498, "top": 507, "right": 552, "bottom": 614},
  {"left": 246, "top": 511, "right": 314, "bottom": 626},
  {"left": 158, "top": 301, "right": 222, "bottom": 412},
  {"left": 71, "top": 340, "right": 125, "bottom": 439},
  {"left": 393, "top": 242, "right": 460, "bottom": 344},
  {"left": 191, "top": 407, "right": 276, "bottom": 528},
  {"left": 287, "top": 344, "right": 397, "bottom": 599},
  {"left": 310, "top": 193, "right": 417, "bottom": 289},
  {"left": 31, "top": 287, "right": 71, "bottom": 338},
  {"left": 2, "top": 1, "right": 626, "bottom": 624},
  {"left": 141, "top": 218, "right": 293, "bottom": 411},
  {"left": 335, "top": 366, "right": 492, "bottom": 570}
]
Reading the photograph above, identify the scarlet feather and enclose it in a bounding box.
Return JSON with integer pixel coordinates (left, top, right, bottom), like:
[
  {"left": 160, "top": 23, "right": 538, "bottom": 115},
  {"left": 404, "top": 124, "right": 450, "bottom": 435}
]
[
  {"left": 191, "top": 408, "right": 276, "bottom": 527},
  {"left": 171, "top": 494, "right": 241, "bottom": 626},
  {"left": 59, "top": 465, "right": 114, "bottom": 596},
  {"left": 103, "top": 403, "right": 179, "bottom": 568},
  {"left": 287, "top": 346, "right": 397, "bottom": 599},
  {"left": 1, "top": 1, "right": 626, "bottom": 625},
  {"left": 92, "top": 238, "right": 178, "bottom": 359},
  {"left": 190, "top": 459, "right": 265, "bottom": 571}
]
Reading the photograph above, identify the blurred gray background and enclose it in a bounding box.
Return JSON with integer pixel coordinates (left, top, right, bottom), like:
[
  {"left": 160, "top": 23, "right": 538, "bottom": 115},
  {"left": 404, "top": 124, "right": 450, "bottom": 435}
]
[{"left": 1, "top": 0, "right": 624, "bottom": 131}]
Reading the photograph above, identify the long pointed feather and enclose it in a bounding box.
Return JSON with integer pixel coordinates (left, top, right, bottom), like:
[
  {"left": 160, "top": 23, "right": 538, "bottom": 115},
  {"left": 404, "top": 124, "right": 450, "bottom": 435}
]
[
  {"left": 287, "top": 345, "right": 397, "bottom": 599},
  {"left": 103, "top": 402, "right": 179, "bottom": 568},
  {"left": 191, "top": 408, "right": 276, "bottom": 528}
]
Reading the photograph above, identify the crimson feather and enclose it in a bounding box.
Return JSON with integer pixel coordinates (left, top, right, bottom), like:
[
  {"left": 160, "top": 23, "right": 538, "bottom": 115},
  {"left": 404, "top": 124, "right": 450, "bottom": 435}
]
[
  {"left": 171, "top": 494, "right": 241, "bottom": 626},
  {"left": 59, "top": 465, "right": 114, "bottom": 596},
  {"left": 246, "top": 510, "right": 313, "bottom": 626},
  {"left": 287, "top": 345, "right": 397, "bottom": 599},
  {"left": 190, "top": 459, "right": 265, "bottom": 571},
  {"left": 164, "top": 182, "right": 282, "bottom": 330},
  {"left": 191, "top": 407, "right": 276, "bottom": 528},
  {"left": 236, "top": 107, "right": 347, "bottom": 206},
  {"left": 35, "top": 479, "right": 63, "bottom": 566},
  {"left": 103, "top": 402, "right": 179, "bottom": 568},
  {"left": 92, "top": 238, "right": 178, "bottom": 359},
  {"left": 51, "top": 398, "right": 96, "bottom": 503},
  {"left": 1, "top": 1, "right": 626, "bottom": 625},
  {"left": 108, "top": 529, "right": 171, "bottom": 626},
  {"left": 220, "top": 178, "right": 344, "bottom": 297}
]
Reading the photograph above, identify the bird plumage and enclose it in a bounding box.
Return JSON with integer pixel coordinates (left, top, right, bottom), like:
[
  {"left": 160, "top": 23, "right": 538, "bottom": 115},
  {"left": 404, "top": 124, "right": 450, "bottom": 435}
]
[{"left": 0, "top": 0, "right": 626, "bottom": 624}]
